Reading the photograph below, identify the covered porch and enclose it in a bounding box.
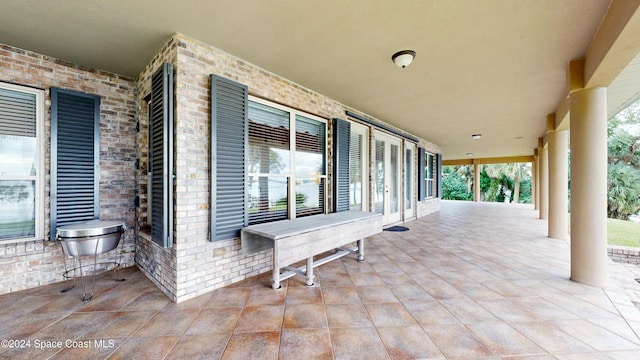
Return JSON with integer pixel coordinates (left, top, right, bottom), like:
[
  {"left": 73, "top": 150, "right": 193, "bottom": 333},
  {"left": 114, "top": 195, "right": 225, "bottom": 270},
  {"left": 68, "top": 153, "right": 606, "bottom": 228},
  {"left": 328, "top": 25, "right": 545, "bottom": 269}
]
[{"left": 2, "top": 200, "right": 639, "bottom": 359}]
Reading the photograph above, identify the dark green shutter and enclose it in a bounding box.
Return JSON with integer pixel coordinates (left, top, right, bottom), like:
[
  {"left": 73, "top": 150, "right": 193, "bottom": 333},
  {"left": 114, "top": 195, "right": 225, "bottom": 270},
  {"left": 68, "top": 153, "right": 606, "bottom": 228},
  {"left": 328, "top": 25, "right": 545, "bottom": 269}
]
[
  {"left": 333, "top": 118, "right": 351, "bottom": 212},
  {"left": 210, "top": 75, "right": 247, "bottom": 241},
  {"left": 50, "top": 88, "right": 100, "bottom": 241},
  {"left": 436, "top": 153, "right": 442, "bottom": 197},
  {"left": 418, "top": 147, "right": 426, "bottom": 201},
  {"left": 150, "top": 63, "right": 174, "bottom": 248}
]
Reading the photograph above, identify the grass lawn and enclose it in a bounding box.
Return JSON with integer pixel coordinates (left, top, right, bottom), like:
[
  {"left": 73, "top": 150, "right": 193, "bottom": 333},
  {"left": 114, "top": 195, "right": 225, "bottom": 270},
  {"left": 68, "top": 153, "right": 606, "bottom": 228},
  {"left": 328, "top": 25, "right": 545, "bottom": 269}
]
[{"left": 608, "top": 218, "right": 640, "bottom": 247}]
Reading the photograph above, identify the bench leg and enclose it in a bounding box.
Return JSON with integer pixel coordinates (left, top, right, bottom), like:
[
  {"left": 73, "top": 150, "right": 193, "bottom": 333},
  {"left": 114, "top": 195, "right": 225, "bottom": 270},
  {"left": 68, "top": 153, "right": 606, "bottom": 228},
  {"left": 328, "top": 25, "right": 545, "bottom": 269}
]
[
  {"left": 272, "top": 266, "right": 282, "bottom": 290},
  {"left": 305, "top": 257, "right": 315, "bottom": 286},
  {"left": 357, "top": 239, "right": 366, "bottom": 262}
]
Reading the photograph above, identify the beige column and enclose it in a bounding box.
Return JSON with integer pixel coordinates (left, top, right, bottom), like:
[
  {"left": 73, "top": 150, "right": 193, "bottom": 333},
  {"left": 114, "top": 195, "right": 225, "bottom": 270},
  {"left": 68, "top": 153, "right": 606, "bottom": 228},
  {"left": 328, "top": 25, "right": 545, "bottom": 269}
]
[
  {"left": 539, "top": 146, "right": 548, "bottom": 220},
  {"left": 548, "top": 130, "right": 569, "bottom": 239},
  {"left": 473, "top": 163, "right": 481, "bottom": 202},
  {"left": 532, "top": 152, "right": 538, "bottom": 210},
  {"left": 570, "top": 87, "right": 608, "bottom": 286}
]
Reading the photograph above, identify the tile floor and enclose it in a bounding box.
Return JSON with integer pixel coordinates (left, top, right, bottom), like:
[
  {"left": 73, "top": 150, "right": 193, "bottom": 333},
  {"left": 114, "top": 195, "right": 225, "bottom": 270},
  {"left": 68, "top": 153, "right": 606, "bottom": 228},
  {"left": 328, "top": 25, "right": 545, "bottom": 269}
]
[{"left": 1, "top": 201, "right": 640, "bottom": 359}]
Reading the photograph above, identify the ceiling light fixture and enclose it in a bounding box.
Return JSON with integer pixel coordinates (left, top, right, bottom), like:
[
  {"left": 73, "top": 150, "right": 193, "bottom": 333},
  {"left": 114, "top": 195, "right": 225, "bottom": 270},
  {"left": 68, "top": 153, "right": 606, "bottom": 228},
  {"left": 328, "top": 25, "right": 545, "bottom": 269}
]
[
  {"left": 466, "top": 152, "right": 473, "bottom": 157},
  {"left": 391, "top": 50, "right": 416, "bottom": 68},
  {"left": 471, "top": 134, "right": 482, "bottom": 140}
]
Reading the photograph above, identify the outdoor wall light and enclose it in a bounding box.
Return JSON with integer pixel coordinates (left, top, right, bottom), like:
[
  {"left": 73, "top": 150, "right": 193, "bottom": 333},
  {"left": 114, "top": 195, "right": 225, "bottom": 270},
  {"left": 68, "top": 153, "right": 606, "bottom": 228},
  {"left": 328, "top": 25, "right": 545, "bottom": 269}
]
[
  {"left": 391, "top": 50, "right": 416, "bottom": 68},
  {"left": 471, "top": 134, "right": 482, "bottom": 140}
]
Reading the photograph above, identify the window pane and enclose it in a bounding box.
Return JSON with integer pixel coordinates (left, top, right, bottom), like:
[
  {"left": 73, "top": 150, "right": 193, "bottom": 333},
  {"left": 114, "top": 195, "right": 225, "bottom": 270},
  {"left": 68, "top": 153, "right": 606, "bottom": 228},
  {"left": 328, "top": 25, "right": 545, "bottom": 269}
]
[
  {"left": 296, "top": 178, "right": 325, "bottom": 217},
  {"left": 0, "top": 180, "right": 35, "bottom": 239},
  {"left": 405, "top": 148, "right": 412, "bottom": 210},
  {"left": 350, "top": 133, "right": 363, "bottom": 210},
  {"left": 295, "top": 115, "right": 325, "bottom": 177},
  {"left": 247, "top": 175, "right": 288, "bottom": 224},
  {"left": 390, "top": 144, "right": 399, "bottom": 213},
  {"left": 374, "top": 140, "right": 385, "bottom": 214},
  {"left": 0, "top": 135, "right": 37, "bottom": 176},
  {"left": 248, "top": 102, "right": 290, "bottom": 174}
]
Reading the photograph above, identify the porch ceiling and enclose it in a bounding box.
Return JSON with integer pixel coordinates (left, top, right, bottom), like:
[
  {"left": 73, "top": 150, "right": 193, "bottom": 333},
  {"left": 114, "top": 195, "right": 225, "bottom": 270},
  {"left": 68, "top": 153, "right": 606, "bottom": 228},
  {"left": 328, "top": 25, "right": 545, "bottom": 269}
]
[{"left": 2, "top": 0, "right": 639, "bottom": 160}]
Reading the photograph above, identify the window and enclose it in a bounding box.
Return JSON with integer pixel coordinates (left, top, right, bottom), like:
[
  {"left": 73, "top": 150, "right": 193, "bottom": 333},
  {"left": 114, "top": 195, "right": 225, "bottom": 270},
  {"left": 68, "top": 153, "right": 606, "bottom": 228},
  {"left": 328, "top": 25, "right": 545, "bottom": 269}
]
[
  {"left": 426, "top": 152, "right": 435, "bottom": 198},
  {"left": 247, "top": 98, "right": 327, "bottom": 225},
  {"left": 405, "top": 142, "right": 415, "bottom": 214},
  {"left": 349, "top": 122, "right": 368, "bottom": 210},
  {"left": 0, "top": 83, "right": 44, "bottom": 241}
]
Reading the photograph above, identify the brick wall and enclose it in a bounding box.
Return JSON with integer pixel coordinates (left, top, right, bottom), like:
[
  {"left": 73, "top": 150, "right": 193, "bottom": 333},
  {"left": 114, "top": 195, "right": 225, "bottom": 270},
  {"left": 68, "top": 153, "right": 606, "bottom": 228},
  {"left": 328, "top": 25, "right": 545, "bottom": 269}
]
[
  {"left": 0, "top": 44, "right": 137, "bottom": 294},
  {"left": 135, "top": 34, "right": 440, "bottom": 302},
  {"left": 134, "top": 37, "right": 179, "bottom": 300}
]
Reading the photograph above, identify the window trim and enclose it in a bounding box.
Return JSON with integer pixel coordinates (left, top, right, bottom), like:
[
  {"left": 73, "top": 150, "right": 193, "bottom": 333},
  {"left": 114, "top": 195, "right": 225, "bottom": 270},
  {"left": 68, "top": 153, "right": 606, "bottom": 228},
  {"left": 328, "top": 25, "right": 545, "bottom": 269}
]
[
  {"left": 0, "top": 82, "right": 45, "bottom": 243},
  {"left": 247, "top": 96, "right": 328, "bottom": 222},
  {"left": 426, "top": 151, "right": 435, "bottom": 199}
]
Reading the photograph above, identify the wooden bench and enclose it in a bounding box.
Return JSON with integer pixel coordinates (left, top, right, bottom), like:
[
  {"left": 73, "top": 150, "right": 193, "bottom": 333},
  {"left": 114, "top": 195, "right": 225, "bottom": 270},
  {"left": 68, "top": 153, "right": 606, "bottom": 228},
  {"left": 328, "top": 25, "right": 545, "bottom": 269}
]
[{"left": 241, "top": 211, "right": 383, "bottom": 289}]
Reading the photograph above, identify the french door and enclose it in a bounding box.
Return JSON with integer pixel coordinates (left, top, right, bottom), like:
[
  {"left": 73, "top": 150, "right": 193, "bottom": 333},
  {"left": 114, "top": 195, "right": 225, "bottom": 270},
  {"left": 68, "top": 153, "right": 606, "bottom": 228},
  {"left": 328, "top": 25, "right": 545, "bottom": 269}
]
[{"left": 373, "top": 131, "right": 401, "bottom": 225}]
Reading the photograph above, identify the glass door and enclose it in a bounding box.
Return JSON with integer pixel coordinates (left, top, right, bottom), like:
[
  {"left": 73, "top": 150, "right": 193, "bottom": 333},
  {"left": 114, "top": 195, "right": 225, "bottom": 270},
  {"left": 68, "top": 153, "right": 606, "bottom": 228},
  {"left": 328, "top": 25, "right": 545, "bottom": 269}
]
[
  {"left": 404, "top": 142, "right": 416, "bottom": 219},
  {"left": 374, "top": 131, "right": 401, "bottom": 225}
]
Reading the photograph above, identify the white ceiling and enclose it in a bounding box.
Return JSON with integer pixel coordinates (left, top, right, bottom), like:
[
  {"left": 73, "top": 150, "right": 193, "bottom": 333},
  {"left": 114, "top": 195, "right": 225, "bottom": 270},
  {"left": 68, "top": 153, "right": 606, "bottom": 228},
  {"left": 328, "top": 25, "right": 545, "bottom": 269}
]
[{"left": 1, "top": 0, "right": 638, "bottom": 160}]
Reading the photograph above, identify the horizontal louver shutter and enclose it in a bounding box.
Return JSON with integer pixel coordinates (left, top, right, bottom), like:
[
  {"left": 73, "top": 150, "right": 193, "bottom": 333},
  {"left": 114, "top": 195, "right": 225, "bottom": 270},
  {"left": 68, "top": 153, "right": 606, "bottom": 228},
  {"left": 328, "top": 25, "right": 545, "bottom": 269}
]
[
  {"left": 333, "top": 118, "right": 350, "bottom": 212},
  {"left": 50, "top": 88, "right": 100, "bottom": 241},
  {"left": 418, "top": 147, "right": 426, "bottom": 201},
  {"left": 211, "top": 75, "right": 247, "bottom": 241},
  {"left": 150, "top": 63, "right": 174, "bottom": 248},
  {"left": 436, "top": 153, "right": 442, "bottom": 197},
  {"left": 0, "top": 88, "right": 36, "bottom": 137}
]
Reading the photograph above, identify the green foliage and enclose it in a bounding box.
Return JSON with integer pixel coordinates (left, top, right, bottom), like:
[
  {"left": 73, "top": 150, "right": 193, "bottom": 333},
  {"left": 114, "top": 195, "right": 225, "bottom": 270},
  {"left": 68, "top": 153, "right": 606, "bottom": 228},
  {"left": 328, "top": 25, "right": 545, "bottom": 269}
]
[
  {"left": 275, "top": 192, "right": 308, "bottom": 207},
  {"left": 607, "top": 101, "right": 640, "bottom": 220},
  {"left": 442, "top": 171, "right": 472, "bottom": 200},
  {"left": 608, "top": 163, "right": 640, "bottom": 220}
]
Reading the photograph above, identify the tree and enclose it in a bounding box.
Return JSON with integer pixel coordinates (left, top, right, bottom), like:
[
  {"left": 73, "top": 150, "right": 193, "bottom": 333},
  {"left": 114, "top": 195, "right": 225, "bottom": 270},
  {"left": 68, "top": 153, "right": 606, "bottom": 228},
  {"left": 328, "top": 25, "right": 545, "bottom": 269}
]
[{"left": 607, "top": 101, "right": 640, "bottom": 219}]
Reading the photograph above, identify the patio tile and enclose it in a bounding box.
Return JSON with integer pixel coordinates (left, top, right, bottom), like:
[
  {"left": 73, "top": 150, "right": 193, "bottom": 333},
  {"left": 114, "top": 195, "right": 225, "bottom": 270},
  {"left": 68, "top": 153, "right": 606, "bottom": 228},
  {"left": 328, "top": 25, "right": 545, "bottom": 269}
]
[
  {"left": 246, "top": 286, "right": 286, "bottom": 306},
  {"left": 165, "top": 333, "right": 230, "bottom": 360},
  {"left": 476, "top": 298, "right": 540, "bottom": 322},
  {"left": 509, "top": 321, "right": 595, "bottom": 354},
  {"left": 50, "top": 338, "right": 125, "bottom": 360},
  {"left": 31, "top": 312, "right": 111, "bottom": 340},
  {"left": 403, "top": 300, "right": 460, "bottom": 325},
  {"left": 550, "top": 319, "right": 640, "bottom": 352},
  {"left": 465, "top": 321, "right": 546, "bottom": 356},
  {"left": 349, "top": 272, "right": 386, "bottom": 286},
  {"left": 377, "top": 326, "right": 444, "bottom": 359},
  {"left": 221, "top": 332, "right": 279, "bottom": 360},
  {"left": 186, "top": 307, "right": 241, "bottom": 334},
  {"left": 106, "top": 335, "right": 180, "bottom": 360},
  {"left": 80, "top": 310, "right": 156, "bottom": 339},
  {"left": 285, "top": 286, "right": 323, "bottom": 304},
  {"left": 325, "top": 303, "right": 373, "bottom": 328},
  {"left": 234, "top": 305, "right": 284, "bottom": 333},
  {"left": 329, "top": 327, "right": 389, "bottom": 360},
  {"left": 389, "top": 284, "right": 434, "bottom": 302},
  {"left": 121, "top": 290, "right": 171, "bottom": 311},
  {"left": 511, "top": 297, "right": 581, "bottom": 320},
  {"left": 279, "top": 328, "right": 333, "bottom": 360},
  {"left": 134, "top": 309, "right": 199, "bottom": 337},
  {"left": 421, "top": 323, "right": 494, "bottom": 358},
  {"left": 321, "top": 286, "right": 361, "bottom": 304},
  {"left": 365, "top": 302, "right": 417, "bottom": 327},
  {"left": 439, "top": 298, "right": 499, "bottom": 323},
  {"left": 283, "top": 303, "right": 327, "bottom": 329},
  {"left": 356, "top": 285, "right": 399, "bottom": 303},
  {"left": 0, "top": 312, "right": 64, "bottom": 339},
  {"left": 204, "top": 287, "right": 251, "bottom": 308}
]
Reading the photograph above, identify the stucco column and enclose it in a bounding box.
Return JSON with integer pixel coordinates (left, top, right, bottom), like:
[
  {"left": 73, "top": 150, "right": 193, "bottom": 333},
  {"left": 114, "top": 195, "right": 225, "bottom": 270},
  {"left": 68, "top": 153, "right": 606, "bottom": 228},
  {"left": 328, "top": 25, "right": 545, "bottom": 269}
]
[
  {"left": 570, "top": 87, "right": 608, "bottom": 287},
  {"left": 539, "top": 146, "right": 548, "bottom": 220},
  {"left": 548, "top": 130, "right": 569, "bottom": 239},
  {"left": 473, "top": 163, "right": 481, "bottom": 202}
]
